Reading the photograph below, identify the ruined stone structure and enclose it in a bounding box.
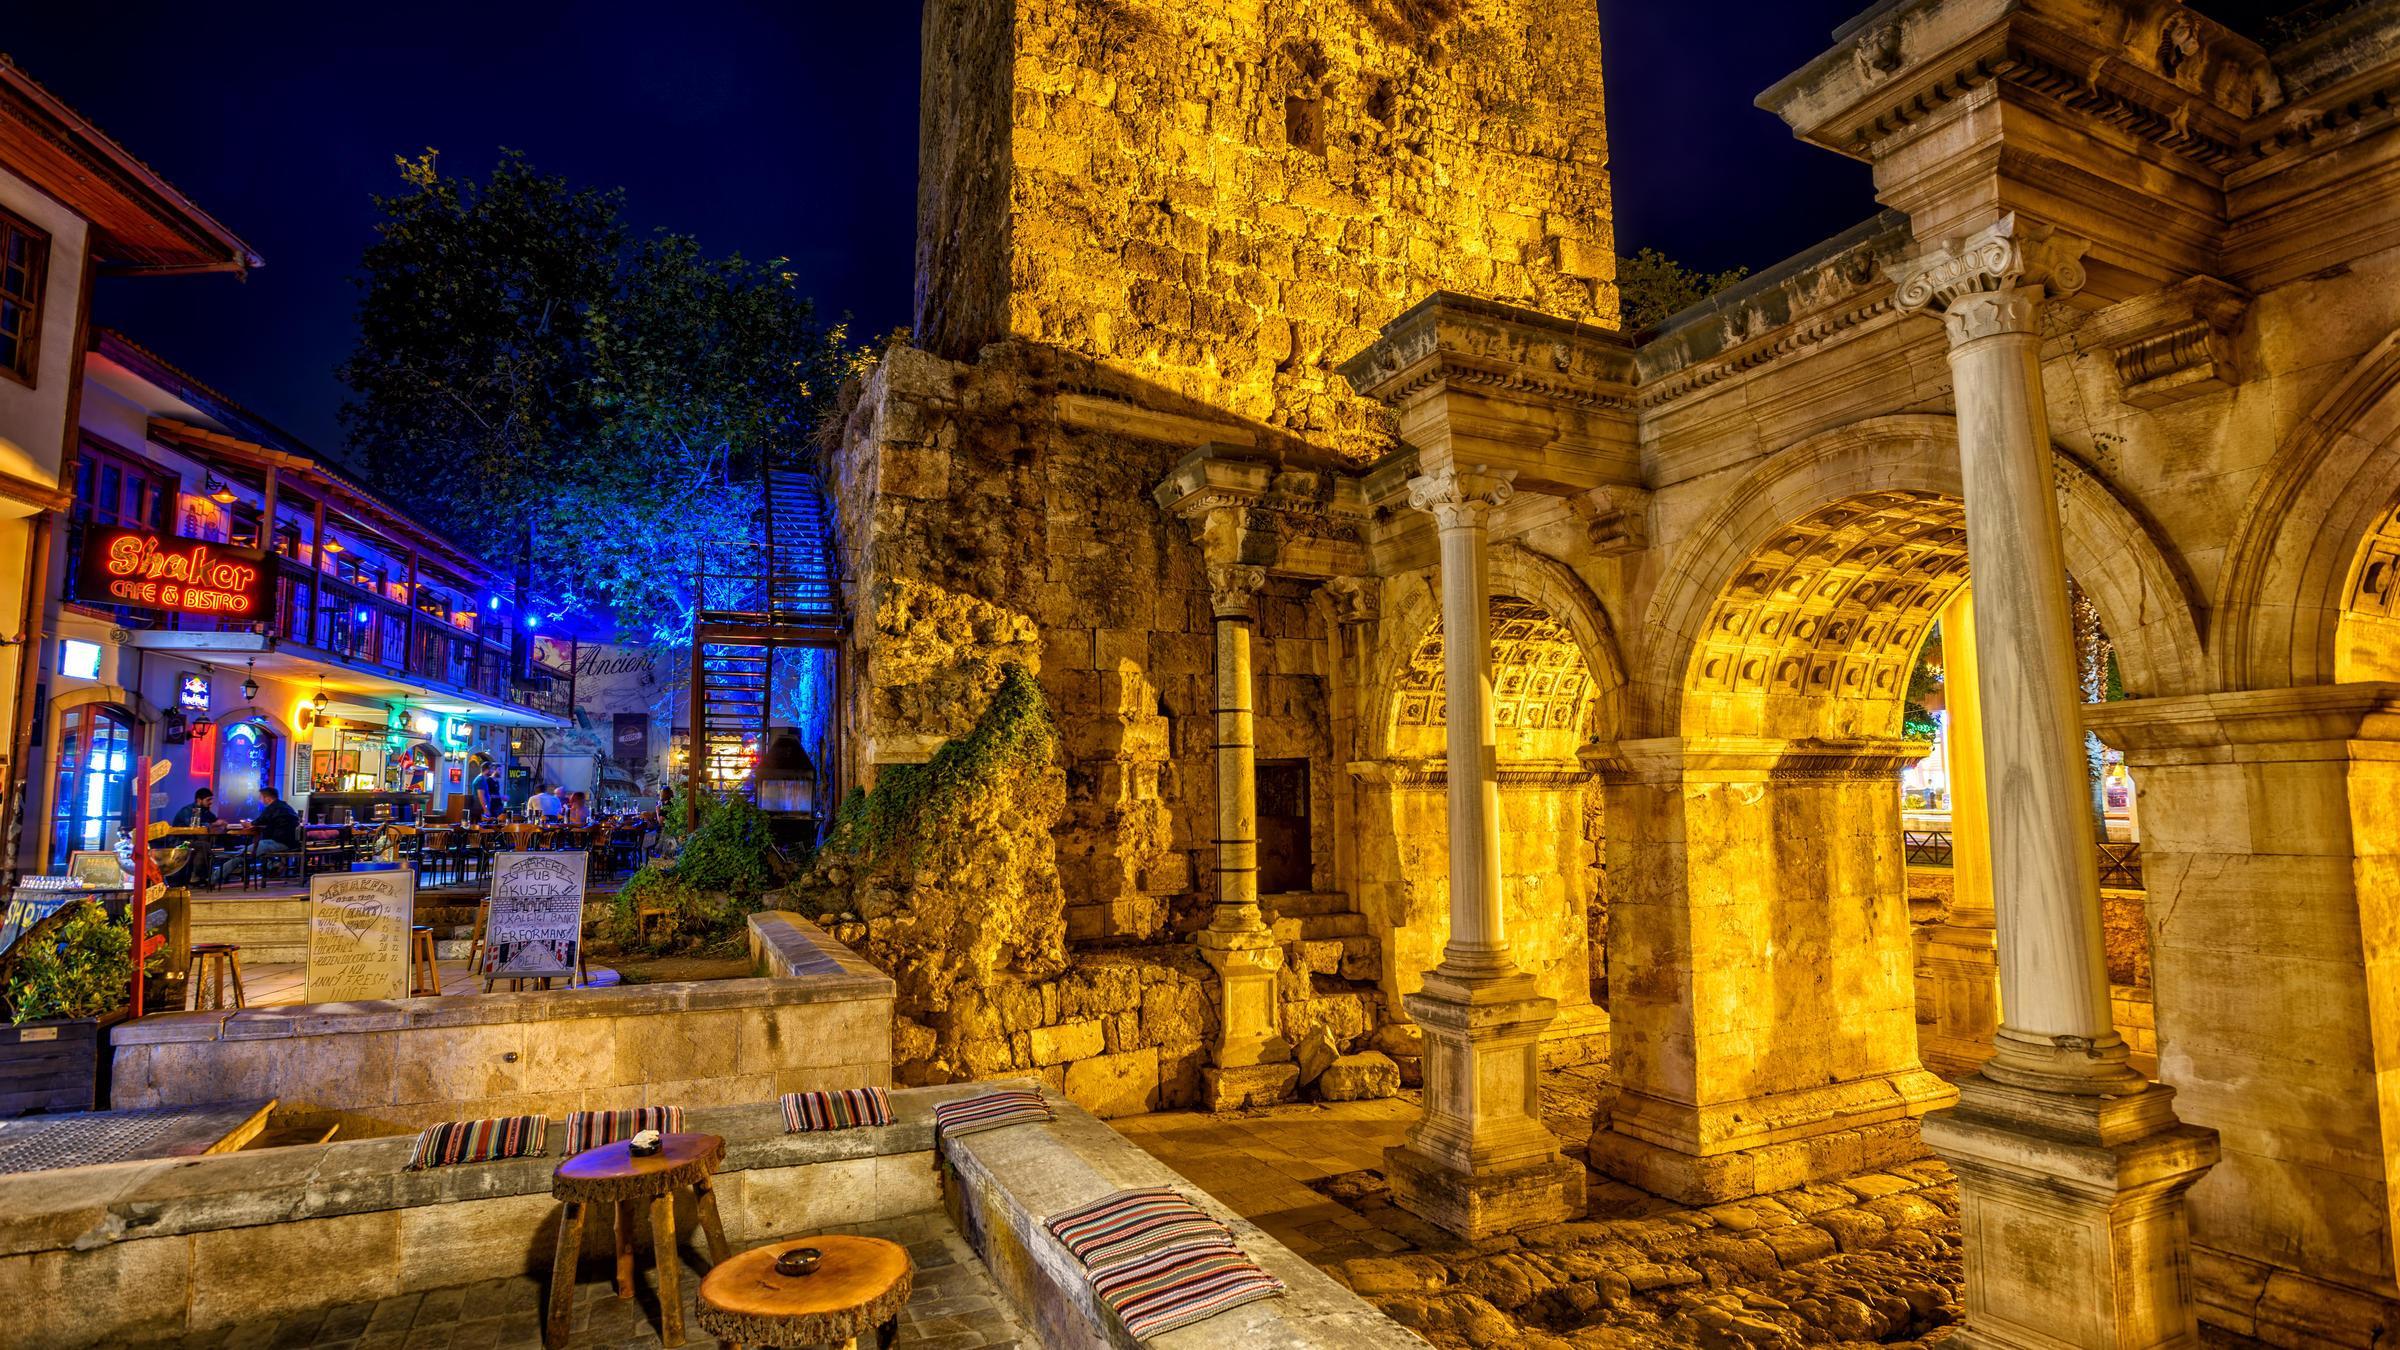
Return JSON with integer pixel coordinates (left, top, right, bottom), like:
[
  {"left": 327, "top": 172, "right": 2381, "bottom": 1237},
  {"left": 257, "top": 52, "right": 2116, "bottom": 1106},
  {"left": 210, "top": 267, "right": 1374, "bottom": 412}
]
[{"left": 826, "top": 1, "right": 2400, "bottom": 1345}]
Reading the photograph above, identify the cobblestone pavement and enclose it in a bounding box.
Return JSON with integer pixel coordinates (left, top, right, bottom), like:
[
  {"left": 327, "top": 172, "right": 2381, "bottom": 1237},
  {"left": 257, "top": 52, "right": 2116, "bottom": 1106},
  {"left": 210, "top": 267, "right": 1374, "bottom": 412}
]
[
  {"left": 1113, "top": 1066, "right": 2270, "bottom": 1350},
  {"left": 148, "top": 1211, "right": 1028, "bottom": 1350}
]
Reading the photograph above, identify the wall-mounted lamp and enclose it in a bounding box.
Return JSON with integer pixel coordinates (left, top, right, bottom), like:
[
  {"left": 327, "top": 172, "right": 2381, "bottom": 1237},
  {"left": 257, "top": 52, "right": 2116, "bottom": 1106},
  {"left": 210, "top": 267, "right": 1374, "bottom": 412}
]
[{"left": 206, "top": 474, "right": 239, "bottom": 505}]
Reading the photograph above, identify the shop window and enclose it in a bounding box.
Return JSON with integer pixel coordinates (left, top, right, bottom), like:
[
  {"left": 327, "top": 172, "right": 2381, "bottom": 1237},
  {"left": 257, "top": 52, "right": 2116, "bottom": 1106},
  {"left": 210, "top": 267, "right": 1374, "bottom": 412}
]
[{"left": 0, "top": 207, "right": 46, "bottom": 387}]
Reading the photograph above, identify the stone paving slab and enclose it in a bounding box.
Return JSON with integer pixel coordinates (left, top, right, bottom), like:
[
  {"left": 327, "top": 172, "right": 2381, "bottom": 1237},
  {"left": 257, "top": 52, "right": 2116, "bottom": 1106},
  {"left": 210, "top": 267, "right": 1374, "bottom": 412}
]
[{"left": 134, "top": 1211, "right": 1027, "bottom": 1350}]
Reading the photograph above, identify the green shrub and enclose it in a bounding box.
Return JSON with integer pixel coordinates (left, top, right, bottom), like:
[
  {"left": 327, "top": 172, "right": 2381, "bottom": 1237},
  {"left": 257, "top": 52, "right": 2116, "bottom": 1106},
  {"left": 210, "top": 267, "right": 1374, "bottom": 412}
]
[
  {"left": 601, "top": 792, "right": 785, "bottom": 955},
  {"left": 4, "top": 901, "right": 132, "bottom": 1025},
  {"left": 820, "top": 663, "right": 1055, "bottom": 868}
]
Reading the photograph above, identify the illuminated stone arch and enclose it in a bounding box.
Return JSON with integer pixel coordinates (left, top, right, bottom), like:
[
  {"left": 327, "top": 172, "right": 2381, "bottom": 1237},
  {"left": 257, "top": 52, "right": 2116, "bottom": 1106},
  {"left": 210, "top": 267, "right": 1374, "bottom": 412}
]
[
  {"left": 1637, "top": 414, "right": 2206, "bottom": 739},
  {"left": 2216, "top": 328, "right": 2400, "bottom": 688},
  {"left": 1363, "top": 542, "right": 1628, "bottom": 761}
]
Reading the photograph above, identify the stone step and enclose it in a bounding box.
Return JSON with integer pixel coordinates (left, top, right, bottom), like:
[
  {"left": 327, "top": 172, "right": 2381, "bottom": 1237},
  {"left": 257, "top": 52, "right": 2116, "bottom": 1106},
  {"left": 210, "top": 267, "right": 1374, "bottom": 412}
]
[
  {"left": 1297, "top": 912, "right": 1368, "bottom": 940},
  {"left": 1290, "top": 933, "right": 1380, "bottom": 983},
  {"left": 1263, "top": 892, "right": 1352, "bottom": 918},
  {"left": 185, "top": 897, "right": 309, "bottom": 923}
]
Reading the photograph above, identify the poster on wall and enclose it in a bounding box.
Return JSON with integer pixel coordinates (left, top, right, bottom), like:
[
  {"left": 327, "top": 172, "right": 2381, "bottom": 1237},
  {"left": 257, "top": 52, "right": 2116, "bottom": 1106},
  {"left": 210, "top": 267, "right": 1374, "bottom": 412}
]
[
  {"left": 480, "top": 850, "right": 588, "bottom": 988},
  {"left": 303, "top": 868, "right": 415, "bottom": 1002}
]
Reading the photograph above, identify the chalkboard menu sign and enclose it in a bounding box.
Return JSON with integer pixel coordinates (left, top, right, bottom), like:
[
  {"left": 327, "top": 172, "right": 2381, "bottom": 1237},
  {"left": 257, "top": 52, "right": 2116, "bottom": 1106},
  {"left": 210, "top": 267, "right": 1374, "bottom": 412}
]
[
  {"left": 481, "top": 851, "right": 588, "bottom": 988},
  {"left": 304, "top": 869, "right": 415, "bottom": 1003}
]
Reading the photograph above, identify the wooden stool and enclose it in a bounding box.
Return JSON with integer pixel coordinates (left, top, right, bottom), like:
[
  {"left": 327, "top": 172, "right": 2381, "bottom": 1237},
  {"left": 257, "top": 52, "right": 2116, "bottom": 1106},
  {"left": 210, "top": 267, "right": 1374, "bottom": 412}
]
[
  {"left": 697, "top": 1236, "right": 912, "bottom": 1350},
  {"left": 409, "top": 926, "right": 440, "bottom": 997},
  {"left": 546, "top": 1132, "right": 730, "bottom": 1349},
  {"left": 188, "top": 942, "right": 246, "bottom": 1010}
]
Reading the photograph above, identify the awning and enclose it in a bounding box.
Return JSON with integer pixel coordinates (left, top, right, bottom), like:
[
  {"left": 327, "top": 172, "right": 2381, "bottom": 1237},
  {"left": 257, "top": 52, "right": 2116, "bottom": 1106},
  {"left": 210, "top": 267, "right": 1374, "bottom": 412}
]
[{"left": 124, "top": 630, "right": 571, "bottom": 730}]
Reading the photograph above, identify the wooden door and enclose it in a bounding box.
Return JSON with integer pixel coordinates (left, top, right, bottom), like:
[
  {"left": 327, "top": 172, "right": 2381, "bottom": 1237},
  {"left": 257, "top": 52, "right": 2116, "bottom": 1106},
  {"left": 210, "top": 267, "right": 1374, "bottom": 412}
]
[{"left": 1255, "top": 759, "right": 1312, "bottom": 894}]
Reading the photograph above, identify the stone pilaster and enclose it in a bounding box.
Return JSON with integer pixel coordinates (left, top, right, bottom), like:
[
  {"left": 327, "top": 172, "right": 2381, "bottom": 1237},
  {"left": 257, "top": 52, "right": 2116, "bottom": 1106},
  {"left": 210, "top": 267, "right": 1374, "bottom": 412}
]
[
  {"left": 1197, "top": 562, "right": 1295, "bottom": 1110},
  {"left": 1384, "top": 466, "right": 1584, "bottom": 1238},
  {"left": 2088, "top": 686, "right": 2400, "bottom": 1348},
  {"left": 1895, "top": 214, "right": 2216, "bottom": 1350},
  {"left": 1588, "top": 735, "right": 1956, "bottom": 1204},
  {"left": 1918, "top": 584, "right": 2000, "bottom": 1077}
]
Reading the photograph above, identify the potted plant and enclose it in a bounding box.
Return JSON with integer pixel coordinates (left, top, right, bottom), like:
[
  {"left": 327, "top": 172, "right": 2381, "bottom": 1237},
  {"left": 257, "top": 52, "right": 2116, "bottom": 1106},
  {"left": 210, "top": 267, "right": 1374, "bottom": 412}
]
[{"left": 0, "top": 899, "right": 133, "bottom": 1116}]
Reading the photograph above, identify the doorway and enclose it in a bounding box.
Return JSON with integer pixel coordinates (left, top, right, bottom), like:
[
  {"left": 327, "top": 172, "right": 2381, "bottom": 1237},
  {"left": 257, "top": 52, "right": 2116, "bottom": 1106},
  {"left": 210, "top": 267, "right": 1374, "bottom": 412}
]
[
  {"left": 216, "top": 720, "right": 281, "bottom": 816},
  {"left": 1256, "top": 759, "right": 1312, "bottom": 894},
  {"left": 50, "top": 703, "right": 139, "bottom": 863}
]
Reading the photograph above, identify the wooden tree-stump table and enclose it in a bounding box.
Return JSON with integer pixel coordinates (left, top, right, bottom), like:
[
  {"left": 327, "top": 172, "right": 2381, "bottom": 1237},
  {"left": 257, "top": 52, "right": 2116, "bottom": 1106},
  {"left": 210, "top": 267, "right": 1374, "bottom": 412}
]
[
  {"left": 545, "top": 1132, "right": 731, "bottom": 1349},
  {"left": 696, "top": 1235, "right": 914, "bottom": 1350}
]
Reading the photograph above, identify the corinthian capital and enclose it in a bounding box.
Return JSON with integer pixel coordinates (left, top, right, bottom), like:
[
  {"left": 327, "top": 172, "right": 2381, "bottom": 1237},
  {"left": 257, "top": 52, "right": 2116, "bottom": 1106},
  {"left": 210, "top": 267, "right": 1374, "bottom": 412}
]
[
  {"left": 1406, "top": 467, "right": 1517, "bottom": 532},
  {"left": 1208, "top": 564, "right": 1267, "bottom": 618},
  {"left": 1891, "top": 213, "right": 2089, "bottom": 345}
]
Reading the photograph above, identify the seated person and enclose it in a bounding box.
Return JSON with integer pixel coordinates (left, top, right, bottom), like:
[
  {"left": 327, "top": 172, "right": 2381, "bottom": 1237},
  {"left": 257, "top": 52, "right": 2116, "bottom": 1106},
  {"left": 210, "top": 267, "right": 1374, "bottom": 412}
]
[
  {"left": 213, "top": 786, "right": 304, "bottom": 885},
  {"left": 172, "top": 788, "right": 220, "bottom": 830},
  {"left": 526, "top": 784, "right": 565, "bottom": 822}
]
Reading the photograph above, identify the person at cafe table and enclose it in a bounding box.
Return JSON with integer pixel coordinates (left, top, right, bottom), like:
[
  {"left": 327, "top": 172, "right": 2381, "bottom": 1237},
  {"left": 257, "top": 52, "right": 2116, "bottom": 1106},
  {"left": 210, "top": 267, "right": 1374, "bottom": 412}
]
[
  {"left": 526, "top": 783, "right": 566, "bottom": 822},
  {"left": 212, "top": 785, "right": 305, "bottom": 885},
  {"left": 169, "top": 787, "right": 223, "bottom": 885}
]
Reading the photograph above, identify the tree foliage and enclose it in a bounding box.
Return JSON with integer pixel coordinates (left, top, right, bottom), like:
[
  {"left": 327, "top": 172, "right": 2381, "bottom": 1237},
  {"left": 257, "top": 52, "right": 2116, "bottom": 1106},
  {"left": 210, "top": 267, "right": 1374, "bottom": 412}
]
[
  {"left": 341, "top": 150, "right": 861, "bottom": 640},
  {"left": 3, "top": 902, "right": 130, "bottom": 1024},
  {"left": 1616, "top": 247, "right": 1751, "bottom": 333}
]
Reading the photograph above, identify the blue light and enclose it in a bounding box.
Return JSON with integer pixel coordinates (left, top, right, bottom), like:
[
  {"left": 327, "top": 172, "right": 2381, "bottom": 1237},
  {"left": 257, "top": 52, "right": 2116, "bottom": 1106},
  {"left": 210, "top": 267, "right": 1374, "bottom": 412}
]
[
  {"left": 355, "top": 607, "right": 370, "bottom": 623},
  {"left": 487, "top": 596, "right": 501, "bottom": 611},
  {"left": 526, "top": 615, "right": 542, "bottom": 631}
]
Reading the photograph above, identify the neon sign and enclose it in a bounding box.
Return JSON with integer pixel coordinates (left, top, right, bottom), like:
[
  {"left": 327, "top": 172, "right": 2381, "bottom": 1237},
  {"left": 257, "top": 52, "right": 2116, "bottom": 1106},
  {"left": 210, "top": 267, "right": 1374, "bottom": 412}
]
[{"left": 75, "top": 529, "right": 273, "bottom": 621}]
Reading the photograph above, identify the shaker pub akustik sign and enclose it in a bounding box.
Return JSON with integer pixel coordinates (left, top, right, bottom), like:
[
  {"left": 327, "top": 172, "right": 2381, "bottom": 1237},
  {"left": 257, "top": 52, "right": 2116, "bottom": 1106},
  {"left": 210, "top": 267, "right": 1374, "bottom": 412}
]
[{"left": 75, "top": 528, "right": 275, "bottom": 622}]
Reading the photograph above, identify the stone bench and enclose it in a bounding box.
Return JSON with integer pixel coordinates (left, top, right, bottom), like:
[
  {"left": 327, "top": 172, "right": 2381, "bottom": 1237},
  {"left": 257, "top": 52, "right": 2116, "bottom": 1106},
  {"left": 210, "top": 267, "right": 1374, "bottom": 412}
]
[
  {"left": 108, "top": 912, "right": 894, "bottom": 1137},
  {"left": 0, "top": 1086, "right": 985, "bottom": 1348},
  {"left": 942, "top": 1081, "right": 1427, "bottom": 1347}
]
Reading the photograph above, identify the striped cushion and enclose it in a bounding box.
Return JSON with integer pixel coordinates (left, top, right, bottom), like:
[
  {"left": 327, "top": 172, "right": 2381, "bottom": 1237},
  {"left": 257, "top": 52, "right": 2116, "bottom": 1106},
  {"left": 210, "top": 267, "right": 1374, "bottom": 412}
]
[
  {"left": 405, "top": 1115, "right": 546, "bottom": 1170},
  {"left": 1048, "top": 1186, "right": 1235, "bottom": 1269},
  {"left": 562, "top": 1106, "right": 683, "bottom": 1155},
  {"left": 931, "top": 1089, "right": 1052, "bottom": 1146},
  {"left": 781, "top": 1087, "right": 892, "bottom": 1132},
  {"left": 1092, "top": 1240, "right": 1286, "bottom": 1338}
]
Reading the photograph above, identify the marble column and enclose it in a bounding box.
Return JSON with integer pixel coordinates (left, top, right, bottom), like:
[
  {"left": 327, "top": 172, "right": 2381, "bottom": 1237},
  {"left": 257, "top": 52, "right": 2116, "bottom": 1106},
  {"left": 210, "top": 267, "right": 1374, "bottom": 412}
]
[
  {"left": 1916, "top": 584, "right": 2001, "bottom": 1075},
  {"left": 1894, "top": 214, "right": 2216, "bottom": 1349},
  {"left": 1197, "top": 563, "right": 1295, "bottom": 1110},
  {"left": 1384, "top": 466, "right": 1584, "bottom": 1238}
]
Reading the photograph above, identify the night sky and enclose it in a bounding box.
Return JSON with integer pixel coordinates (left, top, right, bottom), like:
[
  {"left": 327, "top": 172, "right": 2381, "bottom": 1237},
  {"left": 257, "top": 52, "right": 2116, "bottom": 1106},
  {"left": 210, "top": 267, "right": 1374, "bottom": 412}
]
[{"left": 8, "top": 1, "right": 2296, "bottom": 459}]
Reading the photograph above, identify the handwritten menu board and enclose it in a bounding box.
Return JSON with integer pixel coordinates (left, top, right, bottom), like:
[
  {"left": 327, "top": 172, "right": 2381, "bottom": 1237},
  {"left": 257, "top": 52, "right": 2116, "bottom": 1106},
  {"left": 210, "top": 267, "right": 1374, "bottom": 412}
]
[
  {"left": 304, "top": 869, "right": 415, "bottom": 1003},
  {"left": 481, "top": 851, "right": 588, "bottom": 987}
]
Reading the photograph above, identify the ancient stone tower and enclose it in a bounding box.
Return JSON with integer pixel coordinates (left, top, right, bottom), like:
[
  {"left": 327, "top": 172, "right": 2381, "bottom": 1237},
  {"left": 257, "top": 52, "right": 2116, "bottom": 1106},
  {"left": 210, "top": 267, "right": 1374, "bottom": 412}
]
[
  {"left": 826, "top": 0, "right": 1621, "bottom": 1098},
  {"left": 913, "top": 0, "right": 1620, "bottom": 460}
]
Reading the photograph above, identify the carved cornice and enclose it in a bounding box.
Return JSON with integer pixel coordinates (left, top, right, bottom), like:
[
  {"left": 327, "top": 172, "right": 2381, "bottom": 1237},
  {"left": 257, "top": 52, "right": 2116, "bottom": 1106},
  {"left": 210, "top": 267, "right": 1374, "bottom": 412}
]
[
  {"left": 1566, "top": 484, "right": 1652, "bottom": 555},
  {"left": 1154, "top": 447, "right": 1371, "bottom": 581},
  {"left": 1584, "top": 736, "right": 1931, "bottom": 786},
  {"left": 1319, "top": 575, "right": 1380, "bottom": 626},
  {"left": 1341, "top": 292, "right": 1637, "bottom": 413},
  {"left": 1892, "top": 214, "right": 2089, "bottom": 344},
  {"left": 1347, "top": 759, "right": 1594, "bottom": 790}
]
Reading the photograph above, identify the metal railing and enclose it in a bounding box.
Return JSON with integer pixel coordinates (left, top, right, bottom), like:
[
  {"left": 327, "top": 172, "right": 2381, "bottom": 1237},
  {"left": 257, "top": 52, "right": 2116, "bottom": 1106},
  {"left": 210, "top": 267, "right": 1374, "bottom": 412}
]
[{"left": 1902, "top": 828, "right": 2143, "bottom": 888}]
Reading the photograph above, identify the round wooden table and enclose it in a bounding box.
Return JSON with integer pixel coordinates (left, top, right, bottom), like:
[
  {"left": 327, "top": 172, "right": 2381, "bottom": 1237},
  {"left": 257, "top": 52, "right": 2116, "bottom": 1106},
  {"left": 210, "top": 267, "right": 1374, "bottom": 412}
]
[
  {"left": 696, "top": 1236, "right": 914, "bottom": 1350},
  {"left": 545, "top": 1133, "right": 731, "bottom": 1349}
]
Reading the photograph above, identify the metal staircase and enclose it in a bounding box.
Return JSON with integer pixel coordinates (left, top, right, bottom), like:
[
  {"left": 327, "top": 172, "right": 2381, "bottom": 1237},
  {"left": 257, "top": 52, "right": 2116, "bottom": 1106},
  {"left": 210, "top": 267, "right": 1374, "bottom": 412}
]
[{"left": 687, "top": 468, "right": 843, "bottom": 822}]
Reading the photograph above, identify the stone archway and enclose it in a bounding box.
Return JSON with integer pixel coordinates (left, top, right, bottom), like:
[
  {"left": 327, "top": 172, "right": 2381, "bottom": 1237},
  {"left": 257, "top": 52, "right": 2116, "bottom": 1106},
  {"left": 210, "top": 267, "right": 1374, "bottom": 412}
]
[
  {"left": 1590, "top": 414, "right": 2203, "bottom": 1206},
  {"left": 1354, "top": 546, "right": 1623, "bottom": 1063},
  {"left": 2217, "top": 327, "right": 2400, "bottom": 688}
]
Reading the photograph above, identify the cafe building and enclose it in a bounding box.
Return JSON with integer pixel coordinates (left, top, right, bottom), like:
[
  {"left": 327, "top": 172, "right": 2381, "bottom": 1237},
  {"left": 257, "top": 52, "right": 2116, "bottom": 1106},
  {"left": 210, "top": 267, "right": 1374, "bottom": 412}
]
[{"left": 23, "top": 330, "right": 571, "bottom": 874}]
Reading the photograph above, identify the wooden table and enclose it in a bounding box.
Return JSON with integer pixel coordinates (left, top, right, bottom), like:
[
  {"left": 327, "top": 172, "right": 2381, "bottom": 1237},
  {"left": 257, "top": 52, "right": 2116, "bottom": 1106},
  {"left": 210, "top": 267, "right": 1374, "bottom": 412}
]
[
  {"left": 696, "top": 1235, "right": 914, "bottom": 1350},
  {"left": 546, "top": 1132, "right": 730, "bottom": 1349}
]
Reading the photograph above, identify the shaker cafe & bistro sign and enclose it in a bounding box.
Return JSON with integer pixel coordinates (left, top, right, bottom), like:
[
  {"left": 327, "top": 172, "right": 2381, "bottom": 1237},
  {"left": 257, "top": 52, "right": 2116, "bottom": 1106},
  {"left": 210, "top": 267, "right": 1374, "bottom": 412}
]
[{"left": 75, "top": 528, "right": 273, "bottom": 622}]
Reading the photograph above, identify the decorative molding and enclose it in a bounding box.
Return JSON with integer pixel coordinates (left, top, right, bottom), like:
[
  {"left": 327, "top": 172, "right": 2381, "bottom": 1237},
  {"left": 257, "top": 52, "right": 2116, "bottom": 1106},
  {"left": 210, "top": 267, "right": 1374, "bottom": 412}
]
[
  {"left": 2097, "top": 277, "right": 2251, "bottom": 409},
  {"left": 1319, "top": 575, "right": 1380, "bottom": 626},
  {"left": 1407, "top": 468, "right": 1517, "bottom": 532},
  {"left": 1567, "top": 484, "right": 1652, "bottom": 555},
  {"left": 1892, "top": 214, "right": 2089, "bottom": 345},
  {"left": 1347, "top": 758, "right": 1594, "bottom": 790},
  {"left": 1207, "top": 564, "right": 1267, "bottom": 618}
]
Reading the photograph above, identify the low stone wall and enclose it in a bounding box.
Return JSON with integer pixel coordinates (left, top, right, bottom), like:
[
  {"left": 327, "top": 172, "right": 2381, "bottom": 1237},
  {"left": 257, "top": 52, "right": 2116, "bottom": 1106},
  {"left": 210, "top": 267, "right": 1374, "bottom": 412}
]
[
  {"left": 110, "top": 913, "right": 894, "bottom": 1137},
  {"left": 942, "top": 1081, "right": 1426, "bottom": 1348},
  {"left": 0, "top": 1088, "right": 974, "bottom": 1348}
]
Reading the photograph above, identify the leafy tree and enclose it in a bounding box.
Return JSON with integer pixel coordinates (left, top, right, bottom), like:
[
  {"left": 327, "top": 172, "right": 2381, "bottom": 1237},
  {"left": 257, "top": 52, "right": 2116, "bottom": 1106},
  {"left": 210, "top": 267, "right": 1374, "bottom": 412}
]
[
  {"left": 341, "top": 151, "right": 860, "bottom": 640},
  {"left": 1616, "top": 247, "right": 1750, "bottom": 333}
]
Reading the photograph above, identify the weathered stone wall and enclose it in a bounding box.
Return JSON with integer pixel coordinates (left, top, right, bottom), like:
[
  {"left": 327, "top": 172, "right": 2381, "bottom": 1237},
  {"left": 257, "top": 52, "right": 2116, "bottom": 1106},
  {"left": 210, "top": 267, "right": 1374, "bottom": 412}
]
[{"left": 916, "top": 0, "right": 1617, "bottom": 461}]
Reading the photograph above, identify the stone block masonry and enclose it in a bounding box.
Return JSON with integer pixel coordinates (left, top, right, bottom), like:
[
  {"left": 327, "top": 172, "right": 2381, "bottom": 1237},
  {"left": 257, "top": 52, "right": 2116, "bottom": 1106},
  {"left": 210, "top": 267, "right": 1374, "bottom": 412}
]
[{"left": 916, "top": 0, "right": 1617, "bottom": 462}]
